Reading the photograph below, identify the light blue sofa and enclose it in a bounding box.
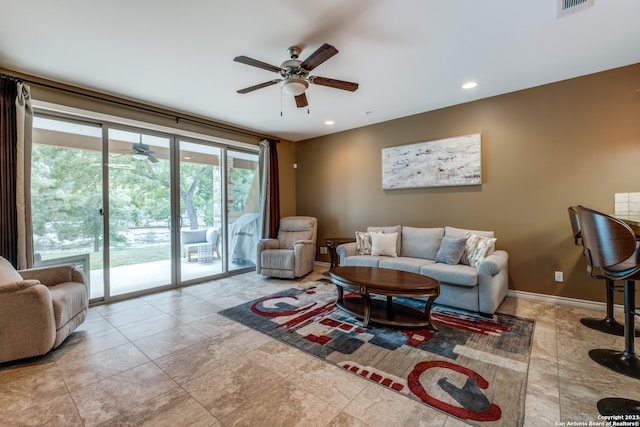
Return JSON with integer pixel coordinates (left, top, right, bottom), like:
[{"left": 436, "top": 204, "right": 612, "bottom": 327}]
[{"left": 336, "top": 225, "right": 509, "bottom": 315}]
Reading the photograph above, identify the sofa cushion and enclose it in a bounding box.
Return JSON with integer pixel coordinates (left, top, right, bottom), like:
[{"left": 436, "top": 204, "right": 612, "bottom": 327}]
[
  {"left": 371, "top": 232, "right": 398, "bottom": 257},
  {"left": 343, "top": 255, "right": 387, "bottom": 267},
  {"left": 420, "top": 263, "right": 478, "bottom": 287},
  {"left": 435, "top": 237, "right": 467, "bottom": 265},
  {"left": 0, "top": 257, "right": 23, "bottom": 285},
  {"left": 181, "top": 229, "right": 207, "bottom": 244},
  {"left": 367, "top": 225, "right": 402, "bottom": 255},
  {"left": 462, "top": 233, "right": 497, "bottom": 267},
  {"left": 444, "top": 226, "right": 494, "bottom": 239},
  {"left": 206, "top": 228, "right": 218, "bottom": 244},
  {"left": 355, "top": 231, "right": 373, "bottom": 255},
  {"left": 401, "top": 227, "right": 444, "bottom": 260},
  {"left": 379, "top": 257, "right": 435, "bottom": 274}
]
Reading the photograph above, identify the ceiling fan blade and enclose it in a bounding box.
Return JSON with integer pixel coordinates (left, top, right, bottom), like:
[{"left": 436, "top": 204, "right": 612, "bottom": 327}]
[
  {"left": 233, "top": 56, "right": 282, "bottom": 73},
  {"left": 294, "top": 93, "right": 308, "bottom": 108},
  {"left": 148, "top": 154, "right": 159, "bottom": 163},
  {"left": 237, "top": 80, "right": 280, "bottom": 94},
  {"left": 132, "top": 142, "right": 150, "bottom": 152},
  {"left": 300, "top": 43, "right": 338, "bottom": 71},
  {"left": 311, "top": 76, "right": 359, "bottom": 92}
]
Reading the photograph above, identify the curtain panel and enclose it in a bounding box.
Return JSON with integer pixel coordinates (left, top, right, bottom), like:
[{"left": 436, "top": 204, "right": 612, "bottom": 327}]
[
  {"left": 259, "top": 139, "right": 280, "bottom": 238},
  {"left": 15, "top": 83, "right": 33, "bottom": 269},
  {"left": 0, "top": 78, "right": 18, "bottom": 266}
]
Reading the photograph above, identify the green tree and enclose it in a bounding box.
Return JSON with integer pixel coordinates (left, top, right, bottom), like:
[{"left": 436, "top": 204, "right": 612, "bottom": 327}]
[
  {"left": 32, "top": 144, "right": 219, "bottom": 254},
  {"left": 31, "top": 146, "right": 106, "bottom": 251}
]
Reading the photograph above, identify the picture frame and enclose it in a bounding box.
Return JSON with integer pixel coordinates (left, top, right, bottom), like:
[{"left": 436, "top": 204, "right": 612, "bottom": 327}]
[{"left": 381, "top": 133, "right": 482, "bottom": 189}]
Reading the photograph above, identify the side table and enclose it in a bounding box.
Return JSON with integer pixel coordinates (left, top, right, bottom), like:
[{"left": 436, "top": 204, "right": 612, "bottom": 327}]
[
  {"left": 325, "top": 237, "right": 356, "bottom": 268},
  {"left": 197, "top": 243, "right": 214, "bottom": 263}
]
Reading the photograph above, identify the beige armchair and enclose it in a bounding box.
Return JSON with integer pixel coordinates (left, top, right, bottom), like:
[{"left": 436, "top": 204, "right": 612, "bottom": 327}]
[
  {"left": 0, "top": 257, "right": 89, "bottom": 364},
  {"left": 257, "top": 216, "right": 318, "bottom": 278}
]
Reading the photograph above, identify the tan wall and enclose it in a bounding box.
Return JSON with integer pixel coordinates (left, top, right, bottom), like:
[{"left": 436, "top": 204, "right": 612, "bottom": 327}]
[
  {"left": 277, "top": 140, "right": 297, "bottom": 217},
  {"left": 296, "top": 63, "right": 640, "bottom": 304}
]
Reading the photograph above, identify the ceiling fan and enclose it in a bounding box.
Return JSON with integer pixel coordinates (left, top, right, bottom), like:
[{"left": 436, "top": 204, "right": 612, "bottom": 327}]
[
  {"left": 123, "top": 136, "right": 162, "bottom": 163},
  {"left": 234, "top": 43, "right": 359, "bottom": 108}
]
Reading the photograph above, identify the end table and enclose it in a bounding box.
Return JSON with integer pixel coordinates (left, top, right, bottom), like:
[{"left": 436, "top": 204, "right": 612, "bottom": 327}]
[{"left": 325, "top": 237, "right": 356, "bottom": 268}]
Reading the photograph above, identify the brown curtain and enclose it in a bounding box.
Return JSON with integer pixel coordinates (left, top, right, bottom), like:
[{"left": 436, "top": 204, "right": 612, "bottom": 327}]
[
  {"left": 259, "top": 139, "right": 280, "bottom": 238},
  {"left": 0, "top": 78, "right": 18, "bottom": 266},
  {"left": 267, "top": 139, "right": 280, "bottom": 237}
]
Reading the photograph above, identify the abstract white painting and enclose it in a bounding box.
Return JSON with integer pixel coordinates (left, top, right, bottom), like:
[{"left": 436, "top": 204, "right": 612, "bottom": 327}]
[{"left": 382, "top": 133, "right": 482, "bottom": 189}]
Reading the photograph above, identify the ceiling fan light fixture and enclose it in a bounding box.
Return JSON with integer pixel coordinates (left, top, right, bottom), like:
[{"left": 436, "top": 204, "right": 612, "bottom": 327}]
[
  {"left": 281, "top": 77, "right": 308, "bottom": 96},
  {"left": 132, "top": 153, "right": 148, "bottom": 161}
]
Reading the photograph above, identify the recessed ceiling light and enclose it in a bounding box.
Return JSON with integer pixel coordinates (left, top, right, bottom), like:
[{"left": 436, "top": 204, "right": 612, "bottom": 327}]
[
  {"left": 462, "top": 82, "right": 478, "bottom": 89},
  {"left": 324, "top": 120, "right": 335, "bottom": 125},
  {"left": 183, "top": 156, "right": 191, "bottom": 160}
]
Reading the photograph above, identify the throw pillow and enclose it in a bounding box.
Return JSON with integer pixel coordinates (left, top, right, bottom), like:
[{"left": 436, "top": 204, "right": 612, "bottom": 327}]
[
  {"left": 0, "top": 256, "right": 23, "bottom": 285},
  {"left": 461, "top": 232, "right": 497, "bottom": 267},
  {"left": 370, "top": 232, "right": 398, "bottom": 257},
  {"left": 435, "top": 237, "right": 468, "bottom": 265},
  {"left": 355, "top": 231, "right": 373, "bottom": 255}
]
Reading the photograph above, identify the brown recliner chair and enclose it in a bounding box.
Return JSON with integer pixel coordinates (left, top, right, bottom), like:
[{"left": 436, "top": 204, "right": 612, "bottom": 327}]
[{"left": 0, "top": 257, "right": 89, "bottom": 364}]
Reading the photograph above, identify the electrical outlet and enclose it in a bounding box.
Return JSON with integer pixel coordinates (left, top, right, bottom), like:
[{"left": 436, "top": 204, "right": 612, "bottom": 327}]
[{"left": 554, "top": 271, "right": 563, "bottom": 282}]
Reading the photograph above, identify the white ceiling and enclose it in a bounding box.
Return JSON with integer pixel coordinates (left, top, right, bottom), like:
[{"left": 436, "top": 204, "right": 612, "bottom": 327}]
[{"left": 1, "top": 0, "right": 639, "bottom": 142}]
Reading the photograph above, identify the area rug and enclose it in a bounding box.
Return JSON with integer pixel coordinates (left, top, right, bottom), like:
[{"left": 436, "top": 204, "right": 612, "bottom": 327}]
[{"left": 219, "top": 280, "right": 534, "bottom": 426}]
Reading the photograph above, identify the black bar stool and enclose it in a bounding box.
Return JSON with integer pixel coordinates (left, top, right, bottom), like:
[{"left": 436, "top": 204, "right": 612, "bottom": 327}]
[
  {"left": 577, "top": 206, "right": 640, "bottom": 379},
  {"left": 568, "top": 206, "right": 640, "bottom": 337}
]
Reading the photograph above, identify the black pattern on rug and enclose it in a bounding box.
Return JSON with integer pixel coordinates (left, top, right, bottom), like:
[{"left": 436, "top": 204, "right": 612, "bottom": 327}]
[{"left": 219, "top": 280, "right": 534, "bottom": 426}]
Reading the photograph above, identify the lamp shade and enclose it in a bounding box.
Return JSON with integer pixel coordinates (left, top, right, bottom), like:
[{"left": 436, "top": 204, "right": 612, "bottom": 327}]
[{"left": 281, "top": 77, "right": 308, "bottom": 96}]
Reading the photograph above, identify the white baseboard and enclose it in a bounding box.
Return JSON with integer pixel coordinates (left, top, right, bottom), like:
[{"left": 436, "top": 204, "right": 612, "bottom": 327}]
[{"left": 506, "top": 289, "right": 624, "bottom": 313}]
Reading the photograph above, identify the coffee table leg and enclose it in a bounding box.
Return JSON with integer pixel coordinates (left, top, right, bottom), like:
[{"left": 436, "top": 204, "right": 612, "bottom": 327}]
[
  {"left": 424, "top": 295, "right": 438, "bottom": 331},
  {"left": 336, "top": 285, "right": 344, "bottom": 305},
  {"left": 386, "top": 295, "right": 394, "bottom": 317},
  {"left": 361, "top": 292, "right": 372, "bottom": 327}
]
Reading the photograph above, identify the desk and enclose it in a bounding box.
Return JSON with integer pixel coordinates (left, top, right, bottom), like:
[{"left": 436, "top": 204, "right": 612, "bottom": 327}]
[{"left": 325, "top": 237, "right": 356, "bottom": 268}]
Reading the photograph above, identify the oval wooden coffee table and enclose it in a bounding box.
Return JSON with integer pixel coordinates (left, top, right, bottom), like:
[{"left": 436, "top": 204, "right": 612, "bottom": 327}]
[{"left": 328, "top": 266, "right": 440, "bottom": 330}]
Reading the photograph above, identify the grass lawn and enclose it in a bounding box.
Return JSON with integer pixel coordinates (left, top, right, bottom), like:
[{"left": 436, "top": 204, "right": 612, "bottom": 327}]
[{"left": 41, "top": 245, "right": 171, "bottom": 270}]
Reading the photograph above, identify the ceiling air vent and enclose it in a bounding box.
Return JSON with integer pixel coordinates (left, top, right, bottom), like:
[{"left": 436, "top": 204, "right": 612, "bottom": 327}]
[{"left": 558, "top": 0, "right": 594, "bottom": 17}]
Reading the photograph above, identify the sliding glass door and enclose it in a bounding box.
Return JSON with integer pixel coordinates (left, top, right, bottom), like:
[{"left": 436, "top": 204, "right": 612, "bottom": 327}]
[
  {"left": 107, "top": 129, "right": 172, "bottom": 296},
  {"left": 179, "top": 140, "right": 223, "bottom": 282},
  {"left": 31, "top": 113, "right": 260, "bottom": 302},
  {"left": 31, "top": 116, "right": 105, "bottom": 299},
  {"left": 227, "top": 149, "right": 260, "bottom": 272}
]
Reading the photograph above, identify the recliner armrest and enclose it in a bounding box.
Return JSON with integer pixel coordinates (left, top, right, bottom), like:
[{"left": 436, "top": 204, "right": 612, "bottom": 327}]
[
  {"left": 20, "top": 265, "right": 77, "bottom": 286},
  {"left": 0, "top": 279, "right": 41, "bottom": 294},
  {"left": 258, "top": 238, "right": 281, "bottom": 250},
  {"left": 0, "top": 279, "right": 56, "bottom": 363}
]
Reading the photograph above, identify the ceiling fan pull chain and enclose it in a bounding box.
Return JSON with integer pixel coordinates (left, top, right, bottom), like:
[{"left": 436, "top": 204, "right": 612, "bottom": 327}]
[{"left": 280, "top": 86, "right": 283, "bottom": 117}]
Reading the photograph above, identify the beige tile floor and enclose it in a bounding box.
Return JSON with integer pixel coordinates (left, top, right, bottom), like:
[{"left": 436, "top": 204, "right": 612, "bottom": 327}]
[{"left": 1, "top": 266, "right": 640, "bottom": 426}]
